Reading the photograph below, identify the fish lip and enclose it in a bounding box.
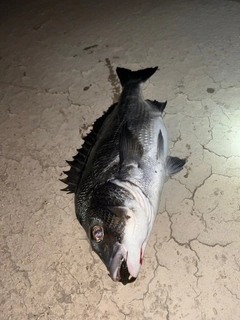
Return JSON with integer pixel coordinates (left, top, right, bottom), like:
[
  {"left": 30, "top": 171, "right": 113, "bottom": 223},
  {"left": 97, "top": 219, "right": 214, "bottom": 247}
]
[{"left": 109, "top": 243, "right": 136, "bottom": 284}]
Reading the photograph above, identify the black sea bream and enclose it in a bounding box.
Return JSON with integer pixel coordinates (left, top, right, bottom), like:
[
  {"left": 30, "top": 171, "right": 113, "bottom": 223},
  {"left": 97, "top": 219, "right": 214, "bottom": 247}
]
[{"left": 61, "top": 67, "right": 186, "bottom": 284}]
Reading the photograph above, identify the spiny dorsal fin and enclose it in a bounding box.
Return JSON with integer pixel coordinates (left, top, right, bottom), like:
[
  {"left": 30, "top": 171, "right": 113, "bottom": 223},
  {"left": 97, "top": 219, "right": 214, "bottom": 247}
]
[{"left": 60, "top": 103, "right": 118, "bottom": 193}]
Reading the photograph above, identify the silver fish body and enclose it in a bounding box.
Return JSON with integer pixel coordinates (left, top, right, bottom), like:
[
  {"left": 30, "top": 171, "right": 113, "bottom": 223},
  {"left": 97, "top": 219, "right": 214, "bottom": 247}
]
[{"left": 62, "top": 67, "right": 186, "bottom": 284}]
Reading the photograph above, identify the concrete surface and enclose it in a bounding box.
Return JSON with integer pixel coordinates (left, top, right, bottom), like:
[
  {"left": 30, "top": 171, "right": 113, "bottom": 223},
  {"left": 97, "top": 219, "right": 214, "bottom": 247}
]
[{"left": 1, "top": 0, "right": 240, "bottom": 319}]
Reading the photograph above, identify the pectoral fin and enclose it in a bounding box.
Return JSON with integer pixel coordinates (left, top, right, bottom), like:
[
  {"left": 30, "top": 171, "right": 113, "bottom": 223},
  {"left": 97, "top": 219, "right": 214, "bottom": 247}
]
[
  {"left": 166, "top": 156, "right": 186, "bottom": 176},
  {"left": 157, "top": 130, "right": 164, "bottom": 160}
]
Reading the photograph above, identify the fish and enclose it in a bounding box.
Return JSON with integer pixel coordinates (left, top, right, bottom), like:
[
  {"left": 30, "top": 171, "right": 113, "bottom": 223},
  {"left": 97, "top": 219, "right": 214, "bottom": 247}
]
[{"left": 61, "top": 66, "right": 186, "bottom": 285}]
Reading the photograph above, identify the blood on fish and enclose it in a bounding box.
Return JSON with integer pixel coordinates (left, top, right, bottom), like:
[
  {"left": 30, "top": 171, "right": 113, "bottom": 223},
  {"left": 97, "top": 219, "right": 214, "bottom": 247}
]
[{"left": 140, "top": 248, "right": 143, "bottom": 265}]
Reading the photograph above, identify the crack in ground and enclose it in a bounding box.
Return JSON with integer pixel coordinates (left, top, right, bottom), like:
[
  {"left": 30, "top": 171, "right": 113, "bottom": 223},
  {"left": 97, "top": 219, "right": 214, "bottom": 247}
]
[
  {"left": 166, "top": 211, "right": 204, "bottom": 287},
  {"left": 197, "top": 240, "right": 233, "bottom": 248},
  {"left": 203, "top": 145, "right": 237, "bottom": 160},
  {"left": 165, "top": 295, "right": 170, "bottom": 320},
  {"left": 153, "top": 234, "right": 170, "bottom": 271},
  {"left": 219, "top": 219, "right": 240, "bottom": 224},
  {"left": 189, "top": 241, "right": 201, "bottom": 286},
  {"left": 169, "top": 175, "right": 192, "bottom": 195},
  {"left": 141, "top": 234, "right": 171, "bottom": 316},
  {"left": 206, "top": 116, "right": 213, "bottom": 143},
  {"left": 185, "top": 93, "right": 205, "bottom": 103},
  {"left": 142, "top": 237, "right": 160, "bottom": 299},
  {"left": 191, "top": 170, "right": 212, "bottom": 203},
  {"left": 65, "top": 87, "right": 94, "bottom": 114},
  {"left": 219, "top": 106, "right": 232, "bottom": 121},
  {"left": 233, "top": 255, "right": 240, "bottom": 272},
  {"left": 61, "top": 264, "right": 80, "bottom": 287},
  {"left": 224, "top": 285, "right": 240, "bottom": 301},
  {"left": 0, "top": 81, "right": 45, "bottom": 92},
  {"left": 110, "top": 298, "right": 127, "bottom": 319},
  {"left": 170, "top": 129, "right": 182, "bottom": 149}
]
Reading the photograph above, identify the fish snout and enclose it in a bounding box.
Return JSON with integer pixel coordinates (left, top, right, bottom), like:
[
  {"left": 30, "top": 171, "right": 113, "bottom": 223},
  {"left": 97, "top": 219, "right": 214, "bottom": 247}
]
[{"left": 109, "top": 244, "right": 136, "bottom": 285}]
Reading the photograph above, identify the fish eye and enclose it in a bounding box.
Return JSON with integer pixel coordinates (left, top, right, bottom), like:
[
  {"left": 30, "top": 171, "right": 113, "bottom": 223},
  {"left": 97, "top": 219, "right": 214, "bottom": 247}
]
[{"left": 91, "top": 225, "right": 104, "bottom": 242}]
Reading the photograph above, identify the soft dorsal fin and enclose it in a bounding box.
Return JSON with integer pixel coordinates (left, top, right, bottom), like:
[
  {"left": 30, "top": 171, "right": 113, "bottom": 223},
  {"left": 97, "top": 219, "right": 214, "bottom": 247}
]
[
  {"left": 61, "top": 103, "right": 118, "bottom": 193},
  {"left": 147, "top": 100, "right": 167, "bottom": 113}
]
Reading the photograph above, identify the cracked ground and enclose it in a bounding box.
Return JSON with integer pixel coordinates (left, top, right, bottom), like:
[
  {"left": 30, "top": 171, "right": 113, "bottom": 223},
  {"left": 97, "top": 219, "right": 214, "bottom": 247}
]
[{"left": 1, "top": 0, "right": 240, "bottom": 319}]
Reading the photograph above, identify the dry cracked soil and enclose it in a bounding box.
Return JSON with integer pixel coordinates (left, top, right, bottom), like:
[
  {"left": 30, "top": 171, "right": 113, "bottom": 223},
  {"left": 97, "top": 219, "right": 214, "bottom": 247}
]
[{"left": 1, "top": 0, "right": 240, "bottom": 319}]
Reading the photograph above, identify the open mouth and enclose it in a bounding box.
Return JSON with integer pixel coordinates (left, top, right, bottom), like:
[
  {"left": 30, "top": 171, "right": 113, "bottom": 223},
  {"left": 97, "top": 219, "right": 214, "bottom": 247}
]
[
  {"left": 109, "top": 244, "right": 136, "bottom": 285},
  {"left": 118, "top": 258, "right": 136, "bottom": 285}
]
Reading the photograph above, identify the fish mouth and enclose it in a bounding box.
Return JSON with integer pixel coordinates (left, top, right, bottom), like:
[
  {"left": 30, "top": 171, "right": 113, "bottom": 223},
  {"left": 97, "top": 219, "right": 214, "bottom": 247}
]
[
  {"left": 109, "top": 243, "right": 136, "bottom": 285},
  {"left": 118, "top": 258, "right": 136, "bottom": 285}
]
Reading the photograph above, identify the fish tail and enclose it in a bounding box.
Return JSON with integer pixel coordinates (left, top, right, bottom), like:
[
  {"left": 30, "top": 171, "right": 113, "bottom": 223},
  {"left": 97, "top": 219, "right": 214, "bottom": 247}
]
[{"left": 116, "top": 66, "right": 158, "bottom": 87}]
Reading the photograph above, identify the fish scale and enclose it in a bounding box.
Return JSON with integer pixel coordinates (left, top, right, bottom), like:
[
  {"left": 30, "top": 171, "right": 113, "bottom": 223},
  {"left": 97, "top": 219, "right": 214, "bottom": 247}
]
[{"left": 61, "top": 66, "right": 186, "bottom": 284}]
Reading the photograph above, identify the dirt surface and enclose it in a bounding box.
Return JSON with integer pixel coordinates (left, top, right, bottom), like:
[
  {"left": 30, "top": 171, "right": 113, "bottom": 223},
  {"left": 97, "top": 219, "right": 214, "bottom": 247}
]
[{"left": 1, "top": 0, "right": 240, "bottom": 319}]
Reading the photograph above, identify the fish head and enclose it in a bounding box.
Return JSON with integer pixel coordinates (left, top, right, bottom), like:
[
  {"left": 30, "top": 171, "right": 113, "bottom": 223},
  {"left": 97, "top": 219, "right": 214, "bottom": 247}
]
[
  {"left": 88, "top": 217, "right": 120, "bottom": 268},
  {"left": 109, "top": 202, "right": 151, "bottom": 284},
  {"left": 87, "top": 207, "right": 133, "bottom": 284},
  {"left": 87, "top": 203, "right": 151, "bottom": 284}
]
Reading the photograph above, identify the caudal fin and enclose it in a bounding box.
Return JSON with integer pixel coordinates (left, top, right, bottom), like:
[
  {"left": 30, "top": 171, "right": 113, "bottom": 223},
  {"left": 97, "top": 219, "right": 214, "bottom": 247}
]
[{"left": 116, "top": 66, "right": 158, "bottom": 87}]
